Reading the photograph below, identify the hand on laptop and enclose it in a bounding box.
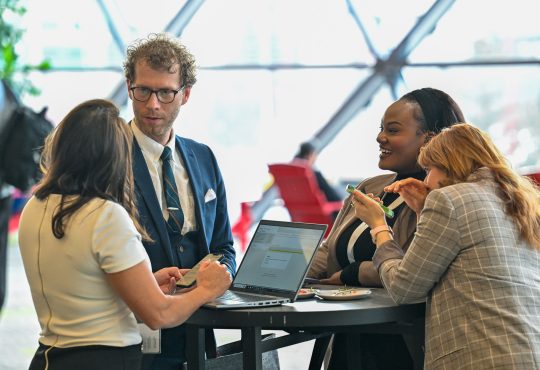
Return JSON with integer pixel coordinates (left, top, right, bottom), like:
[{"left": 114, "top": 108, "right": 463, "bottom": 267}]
[{"left": 196, "top": 261, "right": 232, "bottom": 300}]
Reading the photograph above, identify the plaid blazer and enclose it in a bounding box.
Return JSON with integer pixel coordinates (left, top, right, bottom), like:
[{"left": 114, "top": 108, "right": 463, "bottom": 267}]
[{"left": 374, "top": 169, "right": 540, "bottom": 369}]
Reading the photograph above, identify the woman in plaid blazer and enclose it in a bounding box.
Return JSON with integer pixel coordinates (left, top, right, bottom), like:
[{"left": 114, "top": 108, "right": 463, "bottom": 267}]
[{"left": 352, "top": 123, "right": 540, "bottom": 369}]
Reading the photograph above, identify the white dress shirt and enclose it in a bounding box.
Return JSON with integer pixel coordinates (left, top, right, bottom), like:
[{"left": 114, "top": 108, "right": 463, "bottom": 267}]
[{"left": 131, "top": 122, "right": 196, "bottom": 234}]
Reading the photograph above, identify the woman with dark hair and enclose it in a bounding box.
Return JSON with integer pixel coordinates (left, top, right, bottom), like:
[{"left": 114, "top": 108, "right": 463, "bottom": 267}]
[
  {"left": 307, "top": 87, "right": 465, "bottom": 369},
  {"left": 18, "top": 99, "right": 231, "bottom": 370},
  {"left": 352, "top": 123, "right": 540, "bottom": 369}
]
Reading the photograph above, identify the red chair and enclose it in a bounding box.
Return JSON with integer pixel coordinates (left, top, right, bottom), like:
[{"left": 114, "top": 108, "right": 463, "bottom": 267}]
[
  {"left": 520, "top": 166, "right": 540, "bottom": 185},
  {"left": 268, "top": 163, "right": 342, "bottom": 237},
  {"left": 526, "top": 172, "right": 540, "bottom": 185},
  {"left": 231, "top": 201, "right": 253, "bottom": 252}
]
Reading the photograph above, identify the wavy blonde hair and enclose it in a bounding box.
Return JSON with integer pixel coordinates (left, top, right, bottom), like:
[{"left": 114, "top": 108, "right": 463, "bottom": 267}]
[{"left": 418, "top": 123, "right": 540, "bottom": 250}]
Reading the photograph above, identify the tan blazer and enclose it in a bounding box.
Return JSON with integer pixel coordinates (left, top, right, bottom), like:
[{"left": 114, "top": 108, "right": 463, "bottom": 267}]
[{"left": 308, "top": 173, "right": 418, "bottom": 286}]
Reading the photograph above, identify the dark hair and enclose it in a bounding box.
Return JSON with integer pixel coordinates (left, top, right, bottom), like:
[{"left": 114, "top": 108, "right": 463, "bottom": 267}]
[
  {"left": 296, "top": 142, "right": 315, "bottom": 159},
  {"left": 35, "top": 99, "right": 148, "bottom": 240},
  {"left": 123, "top": 33, "right": 197, "bottom": 88},
  {"left": 400, "top": 87, "right": 465, "bottom": 133}
]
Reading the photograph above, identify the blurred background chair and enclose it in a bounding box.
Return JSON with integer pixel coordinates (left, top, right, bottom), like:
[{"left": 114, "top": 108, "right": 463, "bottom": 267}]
[
  {"left": 525, "top": 171, "right": 540, "bottom": 185},
  {"left": 520, "top": 166, "right": 540, "bottom": 185},
  {"left": 231, "top": 201, "right": 253, "bottom": 252},
  {"left": 268, "top": 163, "right": 343, "bottom": 237}
]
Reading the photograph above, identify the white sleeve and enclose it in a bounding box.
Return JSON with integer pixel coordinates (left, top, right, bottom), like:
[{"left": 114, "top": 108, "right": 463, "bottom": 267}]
[{"left": 92, "top": 201, "right": 149, "bottom": 274}]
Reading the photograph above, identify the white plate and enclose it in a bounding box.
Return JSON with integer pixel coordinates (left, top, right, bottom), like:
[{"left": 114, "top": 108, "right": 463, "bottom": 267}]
[
  {"left": 297, "top": 288, "right": 318, "bottom": 299},
  {"left": 316, "top": 288, "right": 372, "bottom": 301}
]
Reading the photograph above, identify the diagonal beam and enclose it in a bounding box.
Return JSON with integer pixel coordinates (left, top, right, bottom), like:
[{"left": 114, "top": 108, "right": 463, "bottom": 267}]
[
  {"left": 163, "top": 0, "right": 206, "bottom": 37},
  {"left": 313, "top": 0, "right": 457, "bottom": 151},
  {"left": 95, "top": 0, "right": 128, "bottom": 55},
  {"left": 345, "top": 0, "right": 380, "bottom": 60},
  {"left": 107, "top": 0, "right": 206, "bottom": 106},
  {"left": 249, "top": 0, "right": 456, "bottom": 223}
]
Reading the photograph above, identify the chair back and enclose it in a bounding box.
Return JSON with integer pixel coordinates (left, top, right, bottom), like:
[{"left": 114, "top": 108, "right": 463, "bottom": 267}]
[
  {"left": 268, "top": 163, "right": 342, "bottom": 236},
  {"left": 520, "top": 166, "right": 540, "bottom": 185},
  {"left": 526, "top": 172, "right": 540, "bottom": 185}
]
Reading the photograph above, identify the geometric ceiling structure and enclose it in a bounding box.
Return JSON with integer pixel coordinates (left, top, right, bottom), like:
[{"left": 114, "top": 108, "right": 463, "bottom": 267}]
[{"left": 16, "top": 0, "right": 540, "bottom": 229}]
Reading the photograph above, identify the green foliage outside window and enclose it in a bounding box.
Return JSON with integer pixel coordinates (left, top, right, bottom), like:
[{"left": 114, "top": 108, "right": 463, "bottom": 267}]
[{"left": 1, "top": 0, "right": 50, "bottom": 97}]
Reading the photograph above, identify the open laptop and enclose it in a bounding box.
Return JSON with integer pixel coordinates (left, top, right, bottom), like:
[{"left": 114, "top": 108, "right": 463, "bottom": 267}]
[{"left": 204, "top": 219, "right": 327, "bottom": 309}]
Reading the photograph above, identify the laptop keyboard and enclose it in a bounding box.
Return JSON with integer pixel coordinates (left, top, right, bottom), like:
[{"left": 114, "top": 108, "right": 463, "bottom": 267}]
[{"left": 220, "top": 291, "right": 269, "bottom": 303}]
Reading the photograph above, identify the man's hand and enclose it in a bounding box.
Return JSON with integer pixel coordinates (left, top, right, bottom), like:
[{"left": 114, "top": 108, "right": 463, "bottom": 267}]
[{"left": 196, "top": 261, "right": 232, "bottom": 300}]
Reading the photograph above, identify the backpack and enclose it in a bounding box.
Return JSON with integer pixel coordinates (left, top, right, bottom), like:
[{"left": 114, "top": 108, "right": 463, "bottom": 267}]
[{"left": 0, "top": 80, "right": 54, "bottom": 191}]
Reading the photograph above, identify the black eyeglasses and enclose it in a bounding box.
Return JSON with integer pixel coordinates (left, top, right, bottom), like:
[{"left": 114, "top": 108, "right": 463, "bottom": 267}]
[{"left": 129, "top": 86, "right": 183, "bottom": 104}]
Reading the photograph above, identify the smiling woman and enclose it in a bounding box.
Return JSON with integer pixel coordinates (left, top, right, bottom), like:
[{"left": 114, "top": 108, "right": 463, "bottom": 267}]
[
  {"left": 378, "top": 88, "right": 465, "bottom": 175},
  {"left": 307, "top": 87, "right": 465, "bottom": 369}
]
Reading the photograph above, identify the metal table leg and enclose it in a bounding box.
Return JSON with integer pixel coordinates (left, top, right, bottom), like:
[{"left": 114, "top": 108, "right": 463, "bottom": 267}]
[
  {"left": 242, "top": 326, "right": 263, "bottom": 370},
  {"left": 186, "top": 325, "right": 206, "bottom": 370}
]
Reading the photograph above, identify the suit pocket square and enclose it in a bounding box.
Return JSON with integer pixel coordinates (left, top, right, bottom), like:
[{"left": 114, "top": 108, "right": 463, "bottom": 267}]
[{"left": 204, "top": 189, "right": 217, "bottom": 203}]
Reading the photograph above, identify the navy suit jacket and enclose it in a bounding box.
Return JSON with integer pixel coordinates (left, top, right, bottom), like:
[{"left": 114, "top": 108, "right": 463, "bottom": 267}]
[
  {"left": 133, "top": 135, "right": 236, "bottom": 274},
  {"left": 132, "top": 133, "right": 236, "bottom": 364}
]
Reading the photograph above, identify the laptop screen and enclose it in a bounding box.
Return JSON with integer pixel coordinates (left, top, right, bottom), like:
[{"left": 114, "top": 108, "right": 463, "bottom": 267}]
[{"left": 232, "top": 220, "right": 327, "bottom": 294}]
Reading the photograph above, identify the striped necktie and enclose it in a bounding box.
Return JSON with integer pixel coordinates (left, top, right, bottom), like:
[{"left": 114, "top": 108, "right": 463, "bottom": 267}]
[{"left": 160, "top": 146, "right": 184, "bottom": 235}]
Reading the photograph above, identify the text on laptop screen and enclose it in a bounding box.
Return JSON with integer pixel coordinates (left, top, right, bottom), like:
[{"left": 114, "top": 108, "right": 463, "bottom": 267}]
[{"left": 233, "top": 222, "right": 324, "bottom": 292}]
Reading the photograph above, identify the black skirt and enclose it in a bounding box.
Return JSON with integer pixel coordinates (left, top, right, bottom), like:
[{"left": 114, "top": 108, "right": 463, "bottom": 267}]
[{"left": 29, "top": 341, "right": 142, "bottom": 370}]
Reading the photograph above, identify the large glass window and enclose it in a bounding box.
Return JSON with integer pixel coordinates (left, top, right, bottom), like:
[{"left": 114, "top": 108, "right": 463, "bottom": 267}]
[{"left": 14, "top": 0, "right": 540, "bottom": 224}]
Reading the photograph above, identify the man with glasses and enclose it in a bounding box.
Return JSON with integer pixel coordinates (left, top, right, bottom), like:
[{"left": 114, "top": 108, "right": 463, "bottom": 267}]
[{"left": 123, "top": 33, "right": 236, "bottom": 370}]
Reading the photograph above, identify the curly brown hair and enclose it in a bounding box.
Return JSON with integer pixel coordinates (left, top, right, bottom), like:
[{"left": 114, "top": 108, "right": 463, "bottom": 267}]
[{"left": 123, "top": 33, "right": 197, "bottom": 88}]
